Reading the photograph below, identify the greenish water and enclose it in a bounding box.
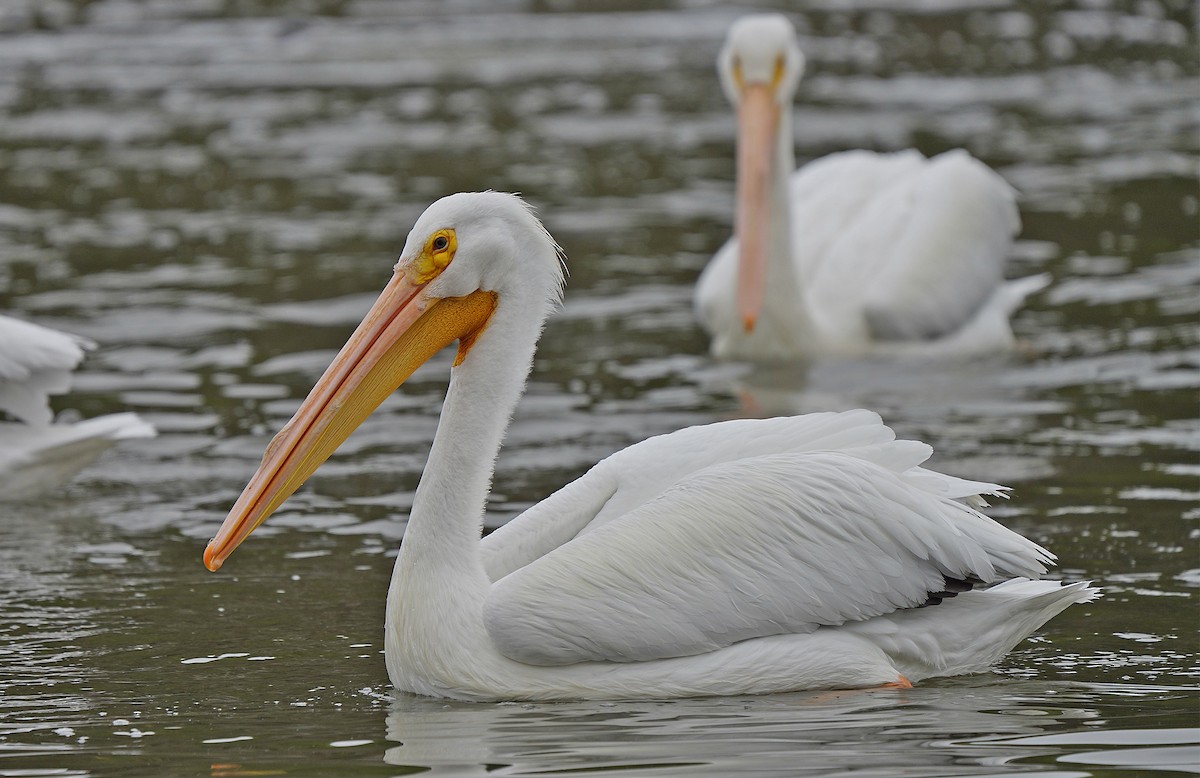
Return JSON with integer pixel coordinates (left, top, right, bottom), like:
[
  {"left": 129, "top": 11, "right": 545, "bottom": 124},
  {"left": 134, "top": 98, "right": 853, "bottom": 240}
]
[{"left": 0, "top": 0, "right": 1197, "bottom": 775}]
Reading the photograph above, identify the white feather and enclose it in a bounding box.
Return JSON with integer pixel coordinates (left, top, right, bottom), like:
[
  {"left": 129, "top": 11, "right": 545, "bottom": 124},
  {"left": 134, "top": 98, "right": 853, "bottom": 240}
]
[
  {"left": 0, "top": 314, "right": 155, "bottom": 498},
  {"left": 484, "top": 448, "right": 1051, "bottom": 666},
  {"left": 0, "top": 413, "right": 157, "bottom": 499},
  {"left": 0, "top": 314, "right": 93, "bottom": 425}
]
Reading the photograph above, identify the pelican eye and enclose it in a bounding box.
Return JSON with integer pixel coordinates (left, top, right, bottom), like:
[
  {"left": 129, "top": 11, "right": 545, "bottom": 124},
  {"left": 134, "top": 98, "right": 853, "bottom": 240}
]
[{"left": 408, "top": 229, "right": 458, "bottom": 284}]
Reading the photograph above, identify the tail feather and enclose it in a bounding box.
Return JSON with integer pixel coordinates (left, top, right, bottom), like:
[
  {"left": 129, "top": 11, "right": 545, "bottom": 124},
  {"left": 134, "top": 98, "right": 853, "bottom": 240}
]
[{"left": 845, "top": 578, "right": 1099, "bottom": 681}]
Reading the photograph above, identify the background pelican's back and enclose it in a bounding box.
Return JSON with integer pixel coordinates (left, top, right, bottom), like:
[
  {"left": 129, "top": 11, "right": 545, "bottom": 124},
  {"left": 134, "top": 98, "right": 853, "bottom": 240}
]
[{"left": 803, "top": 150, "right": 1020, "bottom": 342}]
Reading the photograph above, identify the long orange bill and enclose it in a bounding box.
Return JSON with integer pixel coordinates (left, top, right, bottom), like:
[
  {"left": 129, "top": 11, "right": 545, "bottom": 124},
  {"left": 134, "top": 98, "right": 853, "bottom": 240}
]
[
  {"left": 203, "top": 271, "right": 496, "bottom": 572},
  {"left": 735, "top": 83, "right": 780, "bottom": 332}
]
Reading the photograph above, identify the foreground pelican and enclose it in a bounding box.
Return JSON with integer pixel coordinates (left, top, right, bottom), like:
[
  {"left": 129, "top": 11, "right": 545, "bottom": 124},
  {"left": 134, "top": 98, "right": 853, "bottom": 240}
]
[
  {"left": 0, "top": 314, "right": 155, "bottom": 499},
  {"left": 204, "top": 192, "right": 1094, "bottom": 701},
  {"left": 696, "top": 14, "right": 1050, "bottom": 361}
]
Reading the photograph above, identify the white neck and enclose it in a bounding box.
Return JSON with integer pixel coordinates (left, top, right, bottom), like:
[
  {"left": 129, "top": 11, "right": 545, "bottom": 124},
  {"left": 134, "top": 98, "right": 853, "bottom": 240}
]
[
  {"left": 383, "top": 286, "right": 548, "bottom": 697},
  {"left": 395, "top": 296, "right": 538, "bottom": 578}
]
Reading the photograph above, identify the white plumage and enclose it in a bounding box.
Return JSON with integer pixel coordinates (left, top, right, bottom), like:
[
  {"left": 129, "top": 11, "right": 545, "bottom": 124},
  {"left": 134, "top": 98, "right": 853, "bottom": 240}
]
[
  {"left": 0, "top": 314, "right": 92, "bottom": 426},
  {"left": 205, "top": 192, "right": 1095, "bottom": 701},
  {"left": 483, "top": 432, "right": 1044, "bottom": 666},
  {"left": 0, "top": 314, "right": 155, "bottom": 498},
  {"left": 695, "top": 15, "right": 1049, "bottom": 361}
]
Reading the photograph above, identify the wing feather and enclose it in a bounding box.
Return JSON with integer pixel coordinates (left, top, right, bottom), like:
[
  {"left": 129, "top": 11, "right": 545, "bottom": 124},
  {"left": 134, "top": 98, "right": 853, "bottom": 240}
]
[
  {"left": 484, "top": 449, "right": 1051, "bottom": 666},
  {"left": 788, "top": 149, "right": 928, "bottom": 285},
  {"left": 798, "top": 150, "right": 1019, "bottom": 342},
  {"left": 481, "top": 410, "right": 897, "bottom": 580},
  {"left": 0, "top": 315, "right": 93, "bottom": 425},
  {"left": 481, "top": 465, "right": 618, "bottom": 582},
  {"left": 857, "top": 151, "right": 1019, "bottom": 340}
]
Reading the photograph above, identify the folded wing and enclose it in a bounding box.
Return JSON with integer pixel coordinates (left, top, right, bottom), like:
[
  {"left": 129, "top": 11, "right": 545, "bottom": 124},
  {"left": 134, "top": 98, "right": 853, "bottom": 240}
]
[
  {"left": 483, "top": 418, "right": 1049, "bottom": 666},
  {"left": 802, "top": 150, "right": 1020, "bottom": 342},
  {"left": 481, "top": 410, "right": 902, "bottom": 580}
]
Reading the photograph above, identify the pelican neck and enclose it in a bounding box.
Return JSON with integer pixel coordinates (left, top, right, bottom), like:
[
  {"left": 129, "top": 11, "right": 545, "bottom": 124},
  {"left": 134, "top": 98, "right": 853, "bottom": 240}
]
[{"left": 395, "top": 293, "right": 542, "bottom": 575}]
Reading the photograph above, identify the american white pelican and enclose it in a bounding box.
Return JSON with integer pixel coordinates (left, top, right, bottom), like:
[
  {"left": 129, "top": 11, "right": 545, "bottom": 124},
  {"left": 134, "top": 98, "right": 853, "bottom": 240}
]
[
  {"left": 0, "top": 314, "right": 155, "bottom": 499},
  {"left": 696, "top": 14, "right": 1050, "bottom": 361},
  {"left": 204, "top": 192, "right": 1094, "bottom": 701}
]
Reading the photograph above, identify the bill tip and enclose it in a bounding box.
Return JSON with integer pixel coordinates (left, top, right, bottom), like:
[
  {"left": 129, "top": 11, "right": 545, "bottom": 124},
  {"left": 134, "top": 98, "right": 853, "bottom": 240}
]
[{"left": 203, "top": 543, "right": 223, "bottom": 572}]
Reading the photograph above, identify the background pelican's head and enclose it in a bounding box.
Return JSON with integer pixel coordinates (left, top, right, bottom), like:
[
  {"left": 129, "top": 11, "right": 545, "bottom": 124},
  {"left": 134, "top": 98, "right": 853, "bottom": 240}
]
[
  {"left": 717, "top": 15, "right": 806, "bottom": 333},
  {"left": 718, "top": 14, "right": 805, "bottom": 108}
]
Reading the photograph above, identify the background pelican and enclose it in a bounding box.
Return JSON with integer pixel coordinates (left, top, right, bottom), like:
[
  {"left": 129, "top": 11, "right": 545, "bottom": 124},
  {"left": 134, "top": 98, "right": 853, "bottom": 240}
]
[
  {"left": 696, "top": 14, "right": 1050, "bottom": 361},
  {"left": 204, "top": 192, "right": 1094, "bottom": 701},
  {"left": 0, "top": 314, "right": 155, "bottom": 499}
]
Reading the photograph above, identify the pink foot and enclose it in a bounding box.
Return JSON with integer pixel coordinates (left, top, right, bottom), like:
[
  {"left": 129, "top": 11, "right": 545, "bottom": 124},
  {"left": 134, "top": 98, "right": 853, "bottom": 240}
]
[{"left": 878, "top": 674, "right": 913, "bottom": 689}]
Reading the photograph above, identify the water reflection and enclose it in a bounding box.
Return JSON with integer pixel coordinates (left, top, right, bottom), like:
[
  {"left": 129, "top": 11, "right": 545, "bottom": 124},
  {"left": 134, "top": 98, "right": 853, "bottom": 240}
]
[{"left": 382, "top": 680, "right": 1194, "bottom": 777}]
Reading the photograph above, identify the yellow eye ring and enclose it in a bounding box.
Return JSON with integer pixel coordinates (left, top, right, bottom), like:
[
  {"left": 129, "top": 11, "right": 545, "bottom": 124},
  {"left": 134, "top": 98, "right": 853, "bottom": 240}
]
[{"left": 408, "top": 229, "right": 458, "bottom": 284}]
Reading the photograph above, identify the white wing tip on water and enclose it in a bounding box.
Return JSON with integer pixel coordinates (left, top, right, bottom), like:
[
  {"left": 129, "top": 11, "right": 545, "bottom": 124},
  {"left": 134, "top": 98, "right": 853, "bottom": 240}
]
[{"left": 0, "top": 412, "right": 156, "bottom": 499}]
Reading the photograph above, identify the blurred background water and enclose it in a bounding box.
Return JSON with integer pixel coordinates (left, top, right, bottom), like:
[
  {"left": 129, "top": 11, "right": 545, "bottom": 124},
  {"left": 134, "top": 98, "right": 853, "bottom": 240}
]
[{"left": 0, "top": 0, "right": 1196, "bottom": 775}]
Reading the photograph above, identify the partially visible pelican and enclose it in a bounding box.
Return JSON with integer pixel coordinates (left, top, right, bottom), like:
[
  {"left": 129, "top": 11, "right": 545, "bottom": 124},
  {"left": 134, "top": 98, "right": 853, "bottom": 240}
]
[
  {"left": 696, "top": 14, "right": 1050, "bottom": 361},
  {"left": 0, "top": 314, "right": 155, "bottom": 499},
  {"left": 204, "top": 192, "right": 1094, "bottom": 701}
]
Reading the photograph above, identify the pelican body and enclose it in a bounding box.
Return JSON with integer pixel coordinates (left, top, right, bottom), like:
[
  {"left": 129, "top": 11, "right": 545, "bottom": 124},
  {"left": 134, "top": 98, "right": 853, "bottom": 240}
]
[
  {"left": 0, "top": 314, "right": 154, "bottom": 498},
  {"left": 696, "top": 14, "right": 1050, "bottom": 361},
  {"left": 204, "top": 192, "right": 1094, "bottom": 701}
]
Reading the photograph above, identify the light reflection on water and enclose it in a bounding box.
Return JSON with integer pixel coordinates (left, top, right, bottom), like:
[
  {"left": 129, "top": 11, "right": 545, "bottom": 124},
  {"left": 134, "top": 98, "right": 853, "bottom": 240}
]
[{"left": 0, "top": 0, "right": 1197, "bottom": 775}]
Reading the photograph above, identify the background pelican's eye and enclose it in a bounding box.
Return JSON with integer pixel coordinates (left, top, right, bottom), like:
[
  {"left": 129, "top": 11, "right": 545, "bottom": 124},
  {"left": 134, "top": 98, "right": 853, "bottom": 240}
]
[{"left": 433, "top": 235, "right": 449, "bottom": 251}]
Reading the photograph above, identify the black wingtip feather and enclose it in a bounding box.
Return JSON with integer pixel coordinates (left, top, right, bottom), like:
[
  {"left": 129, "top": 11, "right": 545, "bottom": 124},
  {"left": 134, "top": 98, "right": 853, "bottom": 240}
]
[{"left": 920, "top": 574, "right": 985, "bottom": 607}]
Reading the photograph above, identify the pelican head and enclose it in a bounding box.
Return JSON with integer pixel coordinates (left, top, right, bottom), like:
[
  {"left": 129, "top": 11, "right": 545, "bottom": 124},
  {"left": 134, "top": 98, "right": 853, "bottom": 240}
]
[
  {"left": 399, "top": 192, "right": 564, "bottom": 313},
  {"left": 203, "top": 192, "right": 563, "bottom": 571},
  {"left": 718, "top": 14, "right": 805, "bottom": 108},
  {"left": 717, "top": 14, "right": 804, "bottom": 332}
]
